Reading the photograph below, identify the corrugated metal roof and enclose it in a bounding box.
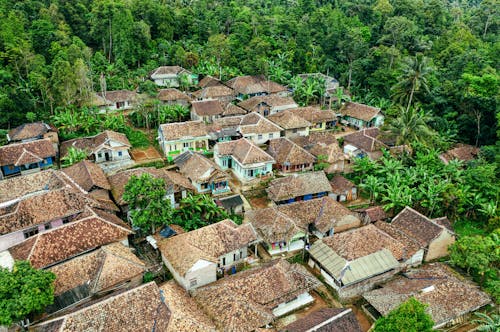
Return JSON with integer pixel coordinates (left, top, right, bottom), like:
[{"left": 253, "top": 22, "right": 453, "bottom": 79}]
[{"left": 309, "top": 241, "right": 346, "bottom": 278}]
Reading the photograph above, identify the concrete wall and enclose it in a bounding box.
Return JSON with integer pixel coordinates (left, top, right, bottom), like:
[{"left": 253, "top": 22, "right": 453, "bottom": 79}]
[
  {"left": 161, "top": 253, "right": 217, "bottom": 290},
  {"left": 272, "top": 292, "right": 314, "bottom": 317},
  {"left": 283, "top": 127, "right": 309, "bottom": 139},
  {"left": 218, "top": 247, "right": 248, "bottom": 267},
  {"left": 405, "top": 249, "right": 424, "bottom": 267},
  {"left": 94, "top": 148, "right": 131, "bottom": 163},
  {"left": 243, "top": 131, "right": 280, "bottom": 145},
  {"left": 0, "top": 218, "right": 64, "bottom": 251},
  {"left": 426, "top": 230, "right": 455, "bottom": 262}
]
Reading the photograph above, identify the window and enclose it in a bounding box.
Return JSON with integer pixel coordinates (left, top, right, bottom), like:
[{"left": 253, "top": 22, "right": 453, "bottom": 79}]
[
  {"left": 257, "top": 134, "right": 263, "bottom": 140},
  {"left": 183, "top": 142, "right": 189, "bottom": 148},
  {"left": 44, "top": 223, "right": 51, "bottom": 230},
  {"left": 269, "top": 133, "right": 274, "bottom": 139},
  {"left": 292, "top": 129, "right": 298, "bottom": 133},
  {"left": 23, "top": 228, "right": 39, "bottom": 239},
  {"left": 233, "top": 253, "right": 237, "bottom": 261},
  {"left": 222, "top": 257, "right": 226, "bottom": 265},
  {"left": 98, "top": 153, "right": 102, "bottom": 158},
  {"left": 189, "top": 278, "right": 197, "bottom": 287},
  {"left": 118, "top": 151, "right": 123, "bottom": 157}
]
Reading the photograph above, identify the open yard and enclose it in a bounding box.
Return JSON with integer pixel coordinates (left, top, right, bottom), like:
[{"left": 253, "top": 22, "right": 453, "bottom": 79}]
[{"left": 130, "top": 146, "right": 163, "bottom": 164}]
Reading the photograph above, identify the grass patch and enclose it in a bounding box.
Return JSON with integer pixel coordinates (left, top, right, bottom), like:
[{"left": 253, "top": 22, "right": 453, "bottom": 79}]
[
  {"left": 124, "top": 128, "right": 150, "bottom": 148},
  {"left": 453, "top": 219, "right": 487, "bottom": 237}
]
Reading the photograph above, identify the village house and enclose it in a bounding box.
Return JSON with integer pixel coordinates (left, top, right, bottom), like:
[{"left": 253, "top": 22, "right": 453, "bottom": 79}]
[
  {"left": 193, "top": 259, "right": 321, "bottom": 331},
  {"left": 214, "top": 194, "right": 245, "bottom": 215},
  {"left": 226, "top": 75, "right": 289, "bottom": 100},
  {"left": 158, "top": 219, "right": 258, "bottom": 290},
  {"left": 238, "top": 112, "right": 283, "bottom": 145},
  {"left": 247, "top": 197, "right": 361, "bottom": 255},
  {"left": 288, "top": 107, "right": 337, "bottom": 131},
  {"left": 198, "top": 75, "right": 223, "bottom": 88},
  {"left": 157, "top": 88, "right": 192, "bottom": 106},
  {"left": 266, "top": 171, "right": 332, "bottom": 205},
  {"left": 283, "top": 308, "right": 362, "bottom": 332},
  {"left": 158, "top": 120, "right": 210, "bottom": 160},
  {"left": 150, "top": 65, "right": 198, "bottom": 87},
  {"left": 5, "top": 206, "right": 132, "bottom": 269},
  {"left": 343, "top": 127, "right": 388, "bottom": 160},
  {"left": 46, "top": 242, "right": 145, "bottom": 314},
  {"left": 207, "top": 116, "right": 244, "bottom": 144},
  {"left": 222, "top": 103, "right": 247, "bottom": 117},
  {"left": 94, "top": 90, "right": 137, "bottom": 113},
  {"left": 340, "top": 102, "right": 384, "bottom": 129},
  {"left": 267, "top": 111, "right": 311, "bottom": 138},
  {"left": 387, "top": 206, "right": 455, "bottom": 262},
  {"left": 363, "top": 263, "right": 492, "bottom": 329},
  {"left": 298, "top": 73, "right": 341, "bottom": 108},
  {"left": 108, "top": 167, "right": 194, "bottom": 211},
  {"left": 354, "top": 206, "right": 387, "bottom": 224},
  {"left": 192, "top": 85, "right": 236, "bottom": 104},
  {"left": 308, "top": 224, "right": 407, "bottom": 300},
  {"left": 238, "top": 95, "right": 298, "bottom": 116},
  {"left": 293, "top": 132, "right": 351, "bottom": 173},
  {"left": 33, "top": 281, "right": 217, "bottom": 332},
  {"left": 266, "top": 137, "right": 316, "bottom": 173},
  {"left": 190, "top": 99, "right": 225, "bottom": 123},
  {"left": 60, "top": 130, "right": 132, "bottom": 166},
  {"left": 0, "top": 139, "right": 56, "bottom": 178},
  {"left": 7, "top": 122, "right": 59, "bottom": 150},
  {"left": 214, "top": 138, "right": 275, "bottom": 183},
  {"left": 439, "top": 143, "right": 480, "bottom": 165},
  {"left": 174, "top": 150, "right": 230, "bottom": 195},
  {"left": 329, "top": 175, "right": 357, "bottom": 202}
]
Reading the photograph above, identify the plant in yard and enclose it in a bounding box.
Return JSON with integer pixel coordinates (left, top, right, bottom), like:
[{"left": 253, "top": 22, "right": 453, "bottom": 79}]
[{"left": 61, "top": 147, "right": 87, "bottom": 167}]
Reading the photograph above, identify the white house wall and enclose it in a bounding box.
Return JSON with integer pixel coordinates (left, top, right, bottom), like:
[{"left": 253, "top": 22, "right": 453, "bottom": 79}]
[{"left": 272, "top": 292, "right": 314, "bottom": 317}]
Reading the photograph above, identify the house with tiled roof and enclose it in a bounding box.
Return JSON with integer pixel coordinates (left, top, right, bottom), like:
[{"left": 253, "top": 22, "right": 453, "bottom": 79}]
[
  {"left": 198, "top": 75, "right": 222, "bottom": 88},
  {"left": 247, "top": 197, "right": 360, "bottom": 255},
  {"left": 266, "top": 137, "right": 315, "bottom": 173},
  {"left": 282, "top": 308, "right": 362, "bottom": 332},
  {"left": 214, "top": 138, "right": 275, "bottom": 183},
  {"left": 192, "top": 85, "right": 236, "bottom": 104},
  {"left": 174, "top": 151, "right": 230, "bottom": 195},
  {"left": 343, "top": 127, "right": 387, "bottom": 160},
  {"left": 207, "top": 116, "right": 244, "bottom": 144},
  {"left": 308, "top": 224, "right": 406, "bottom": 300},
  {"left": 223, "top": 103, "right": 247, "bottom": 117},
  {"left": 266, "top": 171, "right": 331, "bottom": 205},
  {"left": 158, "top": 120, "right": 209, "bottom": 160},
  {"left": 340, "top": 102, "right": 384, "bottom": 129},
  {"left": 330, "top": 175, "right": 357, "bottom": 202},
  {"left": 238, "top": 112, "right": 282, "bottom": 144},
  {"left": 192, "top": 259, "right": 321, "bottom": 331},
  {"left": 7, "top": 121, "right": 58, "bottom": 147},
  {"left": 6, "top": 206, "right": 132, "bottom": 269},
  {"left": 150, "top": 65, "right": 198, "bottom": 87},
  {"left": 60, "top": 130, "right": 132, "bottom": 166},
  {"left": 238, "top": 95, "right": 298, "bottom": 116},
  {"left": 439, "top": 143, "right": 480, "bottom": 165},
  {"left": 158, "top": 219, "right": 258, "bottom": 290},
  {"left": 388, "top": 206, "right": 455, "bottom": 262},
  {"left": 226, "top": 75, "right": 288, "bottom": 100},
  {"left": 354, "top": 206, "right": 387, "bottom": 224},
  {"left": 108, "top": 167, "right": 194, "bottom": 210},
  {"left": 46, "top": 242, "right": 145, "bottom": 313},
  {"left": 288, "top": 107, "right": 337, "bottom": 131},
  {"left": 190, "top": 99, "right": 225, "bottom": 123},
  {"left": 0, "top": 139, "right": 56, "bottom": 178},
  {"left": 267, "top": 111, "right": 311, "bottom": 138},
  {"left": 93, "top": 90, "right": 138, "bottom": 113},
  {"left": 157, "top": 88, "right": 192, "bottom": 106},
  {"left": 363, "top": 263, "right": 492, "bottom": 329}
]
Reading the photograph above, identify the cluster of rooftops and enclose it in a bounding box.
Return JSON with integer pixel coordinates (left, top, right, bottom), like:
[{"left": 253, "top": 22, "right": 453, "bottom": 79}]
[{"left": 0, "top": 67, "right": 488, "bottom": 331}]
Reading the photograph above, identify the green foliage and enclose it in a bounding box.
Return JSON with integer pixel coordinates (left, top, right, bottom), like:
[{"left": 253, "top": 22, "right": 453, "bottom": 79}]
[
  {"left": 472, "top": 310, "right": 500, "bottom": 332},
  {"left": 0, "top": 261, "right": 56, "bottom": 327},
  {"left": 61, "top": 147, "right": 87, "bottom": 167},
  {"left": 142, "top": 271, "right": 155, "bottom": 283},
  {"left": 313, "top": 154, "right": 330, "bottom": 171},
  {"left": 122, "top": 173, "right": 172, "bottom": 234},
  {"left": 373, "top": 297, "right": 434, "bottom": 332},
  {"left": 172, "top": 194, "right": 229, "bottom": 231}
]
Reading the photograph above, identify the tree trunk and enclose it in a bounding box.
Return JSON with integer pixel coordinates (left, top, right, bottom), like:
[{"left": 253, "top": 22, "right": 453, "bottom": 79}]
[
  {"left": 406, "top": 81, "right": 415, "bottom": 112},
  {"left": 483, "top": 15, "right": 492, "bottom": 38},
  {"left": 108, "top": 19, "right": 113, "bottom": 62},
  {"left": 347, "top": 61, "right": 353, "bottom": 90},
  {"left": 475, "top": 110, "right": 482, "bottom": 147}
]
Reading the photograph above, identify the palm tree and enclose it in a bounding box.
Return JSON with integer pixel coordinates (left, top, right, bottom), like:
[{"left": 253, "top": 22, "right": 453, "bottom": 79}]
[
  {"left": 61, "top": 147, "right": 87, "bottom": 167},
  {"left": 472, "top": 311, "right": 500, "bottom": 332},
  {"left": 383, "top": 106, "right": 437, "bottom": 147},
  {"left": 391, "top": 54, "right": 432, "bottom": 112}
]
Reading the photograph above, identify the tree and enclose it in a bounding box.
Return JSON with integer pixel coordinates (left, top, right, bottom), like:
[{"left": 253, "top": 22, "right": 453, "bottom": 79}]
[
  {"left": 0, "top": 261, "right": 56, "bottom": 327},
  {"left": 472, "top": 311, "right": 500, "bottom": 332},
  {"left": 172, "top": 194, "right": 229, "bottom": 231},
  {"left": 122, "top": 173, "right": 173, "bottom": 234},
  {"left": 383, "top": 106, "right": 437, "bottom": 147},
  {"left": 61, "top": 146, "right": 87, "bottom": 167},
  {"left": 373, "top": 297, "right": 434, "bottom": 332}
]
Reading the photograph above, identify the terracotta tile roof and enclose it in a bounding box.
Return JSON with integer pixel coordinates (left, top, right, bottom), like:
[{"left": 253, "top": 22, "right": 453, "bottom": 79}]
[
  {"left": 247, "top": 197, "right": 360, "bottom": 243},
  {"left": 238, "top": 95, "right": 297, "bottom": 111},
  {"left": 192, "top": 259, "right": 321, "bottom": 332},
  {"left": 62, "top": 160, "right": 111, "bottom": 192},
  {"left": 390, "top": 207, "right": 450, "bottom": 247},
  {"left": 374, "top": 221, "right": 422, "bottom": 258},
  {"left": 158, "top": 281, "right": 216, "bottom": 332},
  {"left": 7, "top": 122, "right": 55, "bottom": 142},
  {"left": 324, "top": 224, "right": 407, "bottom": 261},
  {"left": 341, "top": 102, "right": 381, "bottom": 121},
  {"left": 238, "top": 112, "right": 283, "bottom": 135},
  {"left": 198, "top": 75, "right": 222, "bottom": 88},
  {"left": 223, "top": 103, "right": 247, "bottom": 116},
  {"left": 363, "top": 263, "right": 492, "bottom": 328},
  {"left": 151, "top": 65, "right": 189, "bottom": 76},
  {"left": 292, "top": 132, "right": 347, "bottom": 164},
  {"left": 158, "top": 219, "right": 257, "bottom": 276},
  {"left": 329, "top": 175, "right": 355, "bottom": 193},
  {"left": 0, "top": 139, "right": 55, "bottom": 166},
  {"left": 33, "top": 282, "right": 171, "bottom": 332},
  {"left": 174, "top": 151, "right": 229, "bottom": 184},
  {"left": 158, "top": 88, "right": 192, "bottom": 102},
  {"left": 60, "top": 130, "right": 130, "bottom": 158},
  {"left": 0, "top": 189, "right": 105, "bottom": 236},
  {"left": 439, "top": 144, "right": 480, "bottom": 164},
  {"left": 343, "top": 128, "right": 386, "bottom": 153},
  {"left": 191, "top": 99, "right": 225, "bottom": 116},
  {"left": 282, "top": 308, "right": 362, "bottom": 332},
  {"left": 266, "top": 171, "right": 331, "bottom": 202},
  {"left": 192, "top": 85, "right": 235, "bottom": 100},
  {"left": 354, "top": 206, "right": 387, "bottom": 222},
  {"left": 226, "top": 75, "right": 287, "bottom": 95},
  {"left": 267, "top": 138, "right": 316, "bottom": 166},
  {"left": 96, "top": 90, "right": 137, "bottom": 103},
  {"left": 88, "top": 189, "right": 119, "bottom": 212},
  {"left": 288, "top": 107, "right": 337, "bottom": 123},
  {"left": 108, "top": 167, "right": 194, "bottom": 206},
  {"left": 209, "top": 115, "right": 244, "bottom": 131},
  {"left": 432, "top": 216, "right": 453, "bottom": 232},
  {"left": 215, "top": 138, "right": 275, "bottom": 165},
  {"left": 159, "top": 120, "right": 208, "bottom": 141},
  {"left": 267, "top": 111, "right": 311, "bottom": 130},
  {"left": 49, "top": 242, "right": 145, "bottom": 296},
  {"left": 9, "top": 207, "right": 132, "bottom": 268}
]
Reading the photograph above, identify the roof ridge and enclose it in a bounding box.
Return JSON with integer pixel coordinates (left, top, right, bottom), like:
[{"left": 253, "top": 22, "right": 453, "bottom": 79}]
[
  {"left": 15, "top": 148, "right": 42, "bottom": 166},
  {"left": 102, "top": 244, "right": 146, "bottom": 268},
  {"left": 27, "top": 235, "right": 41, "bottom": 260},
  {"left": 90, "top": 250, "right": 107, "bottom": 293}
]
